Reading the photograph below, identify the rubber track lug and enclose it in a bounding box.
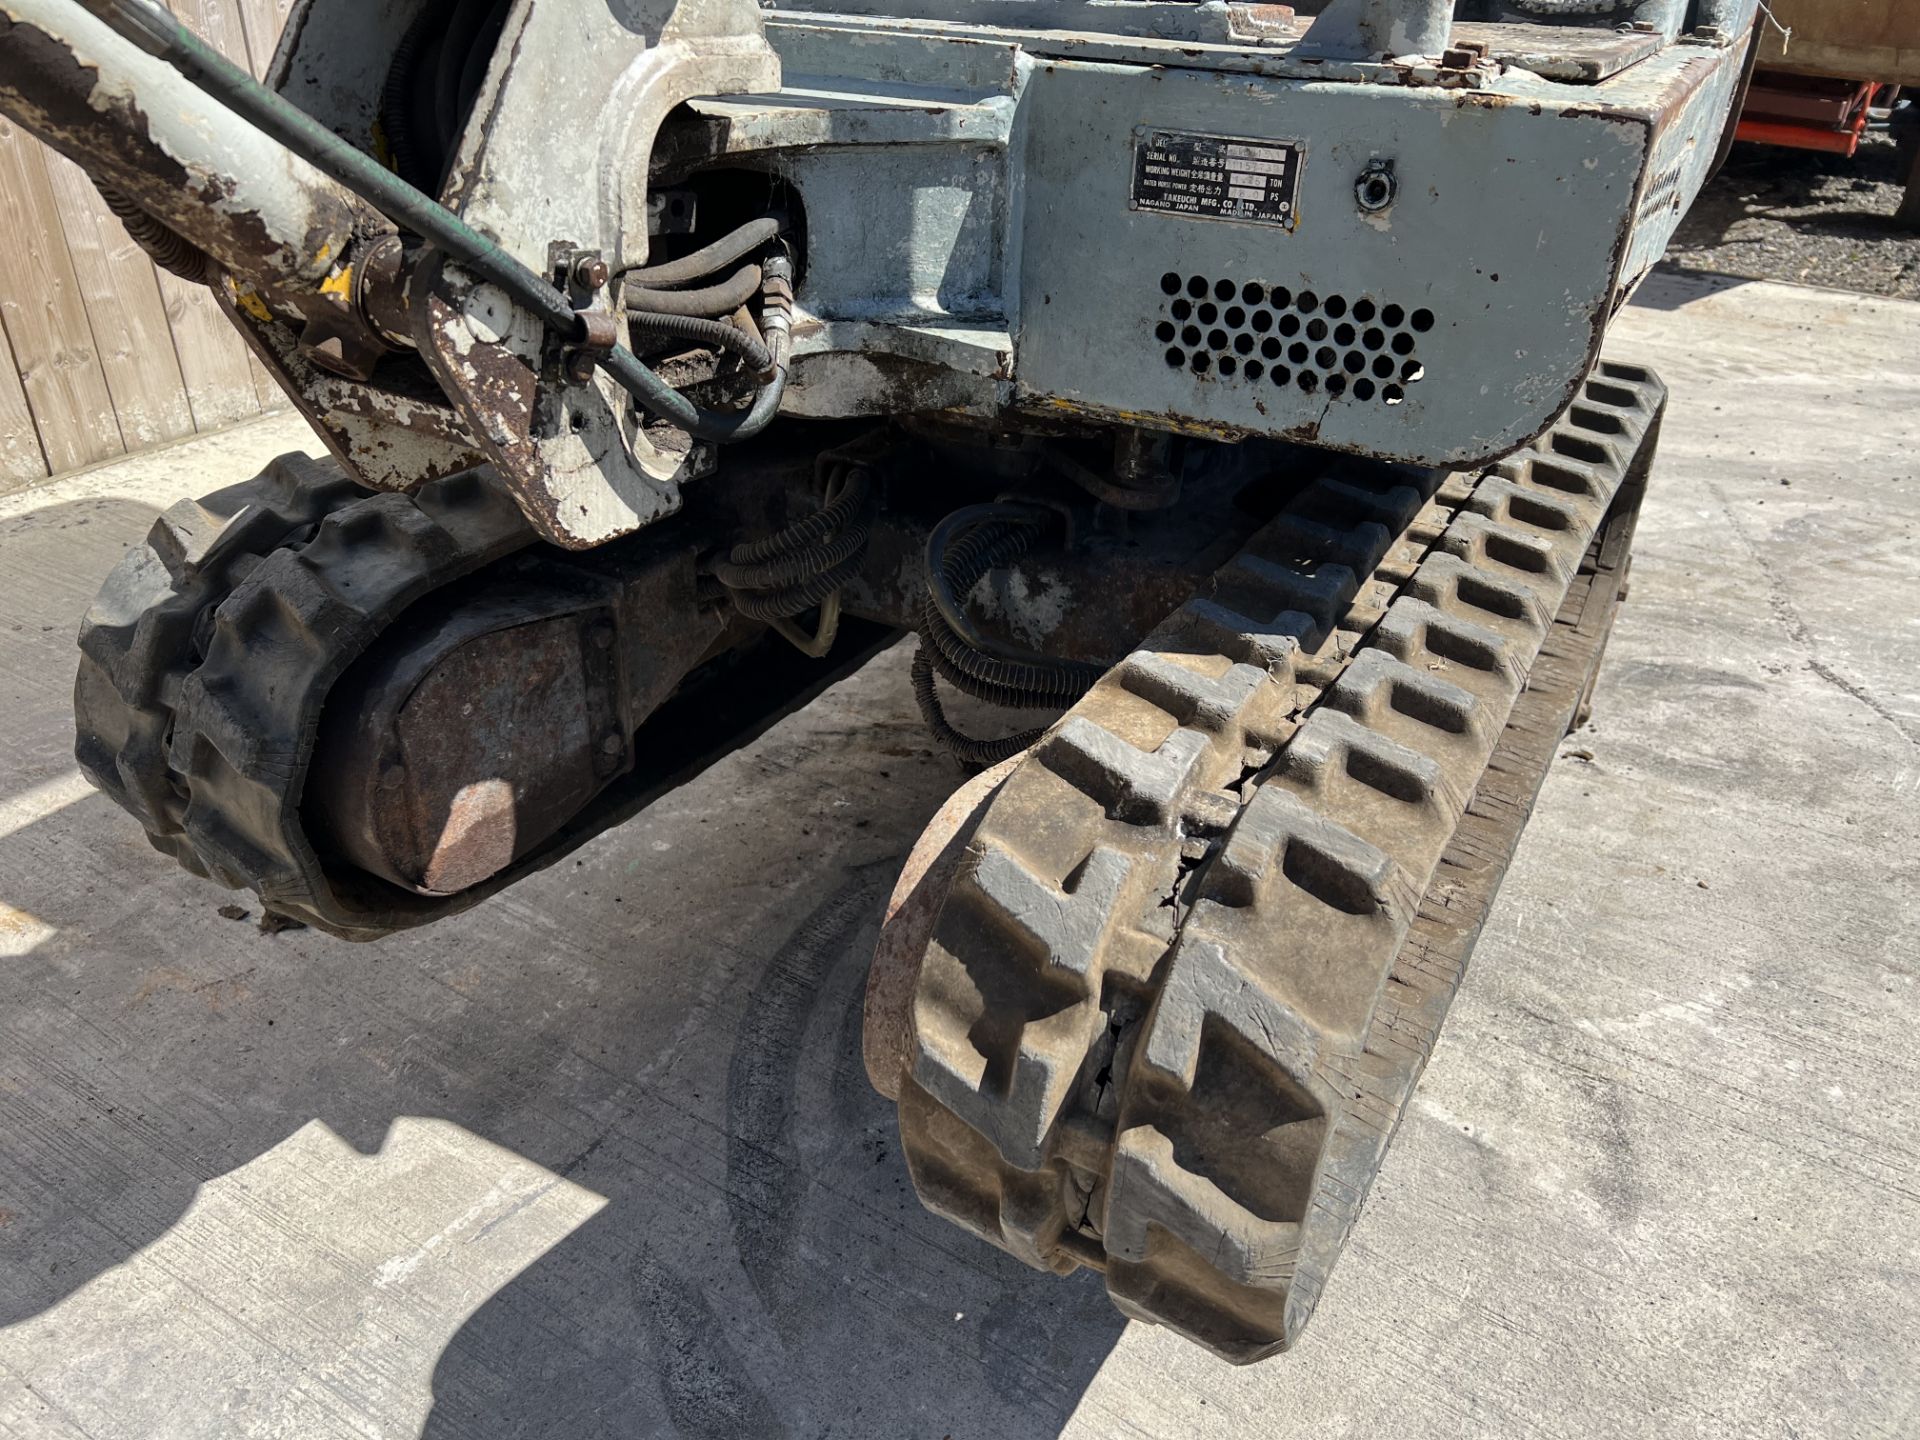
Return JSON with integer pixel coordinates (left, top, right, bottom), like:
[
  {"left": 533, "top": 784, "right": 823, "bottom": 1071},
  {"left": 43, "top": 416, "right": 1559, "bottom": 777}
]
[{"left": 893, "top": 360, "right": 1670, "bottom": 1362}]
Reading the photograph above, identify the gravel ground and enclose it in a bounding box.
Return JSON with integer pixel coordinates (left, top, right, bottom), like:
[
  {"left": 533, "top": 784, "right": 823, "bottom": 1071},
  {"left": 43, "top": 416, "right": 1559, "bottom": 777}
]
[{"left": 1666, "top": 130, "right": 1920, "bottom": 299}]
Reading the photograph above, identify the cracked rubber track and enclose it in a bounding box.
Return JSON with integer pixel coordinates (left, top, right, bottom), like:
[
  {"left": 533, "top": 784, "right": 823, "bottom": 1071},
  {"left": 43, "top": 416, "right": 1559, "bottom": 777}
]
[{"left": 894, "top": 361, "right": 1666, "bottom": 1362}]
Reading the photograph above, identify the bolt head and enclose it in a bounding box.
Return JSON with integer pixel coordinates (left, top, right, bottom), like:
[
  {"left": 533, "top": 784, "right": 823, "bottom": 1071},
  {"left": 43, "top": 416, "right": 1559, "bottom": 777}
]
[{"left": 572, "top": 255, "right": 611, "bottom": 291}]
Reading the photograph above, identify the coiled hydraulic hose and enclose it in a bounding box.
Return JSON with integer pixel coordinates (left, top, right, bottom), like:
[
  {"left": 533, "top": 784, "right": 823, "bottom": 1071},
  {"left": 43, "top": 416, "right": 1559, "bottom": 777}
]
[
  {"left": 380, "top": 0, "right": 513, "bottom": 193},
  {"left": 377, "top": 3, "right": 437, "bottom": 189},
  {"left": 729, "top": 464, "right": 872, "bottom": 568},
  {"left": 713, "top": 525, "right": 867, "bottom": 592},
  {"left": 911, "top": 647, "right": 1045, "bottom": 769},
  {"left": 920, "top": 507, "right": 1106, "bottom": 703},
  {"left": 99, "top": 186, "right": 207, "bottom": 283},
  {"left": 712, "top": 464, "right": 874, "bottom": 622},
  {"left": 912, "top": 504, "right": 1108, "bottom": 766},
  {"left": 88, "top": 0, "right": 786, "bottom": 445},
  {"left": 728, "top": 559, "right": 864, "bottom": 622}
]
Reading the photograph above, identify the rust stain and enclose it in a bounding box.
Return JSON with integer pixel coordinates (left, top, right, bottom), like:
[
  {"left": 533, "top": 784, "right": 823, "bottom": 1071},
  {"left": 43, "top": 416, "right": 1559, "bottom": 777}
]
[{"left": 421, "top": 778, "right": 519, "bottom": 896}]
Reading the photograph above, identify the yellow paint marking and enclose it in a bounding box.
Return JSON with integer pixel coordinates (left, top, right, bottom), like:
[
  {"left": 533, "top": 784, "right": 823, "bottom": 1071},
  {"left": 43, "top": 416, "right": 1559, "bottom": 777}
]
[{"left": 233, "top": 287, "right": 274, "bottom": 322}]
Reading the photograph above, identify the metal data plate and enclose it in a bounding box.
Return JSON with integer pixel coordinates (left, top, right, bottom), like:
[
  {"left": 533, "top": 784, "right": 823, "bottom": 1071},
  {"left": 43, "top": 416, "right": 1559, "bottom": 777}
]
[{"left": 1130, "top": 130, "right": 1305, "bottom": 231}]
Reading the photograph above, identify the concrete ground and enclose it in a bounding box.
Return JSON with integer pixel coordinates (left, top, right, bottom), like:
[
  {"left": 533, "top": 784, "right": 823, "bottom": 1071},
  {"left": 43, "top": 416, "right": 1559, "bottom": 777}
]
[{"left": 0, "top": 269, "right": 1915, "bottom": 1439}]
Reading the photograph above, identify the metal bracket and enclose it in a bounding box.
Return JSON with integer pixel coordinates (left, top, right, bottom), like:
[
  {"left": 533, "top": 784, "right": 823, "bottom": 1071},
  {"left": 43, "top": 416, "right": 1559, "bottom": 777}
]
[{"left": 410, "top": 0, "right": 781, "bottom": 546}]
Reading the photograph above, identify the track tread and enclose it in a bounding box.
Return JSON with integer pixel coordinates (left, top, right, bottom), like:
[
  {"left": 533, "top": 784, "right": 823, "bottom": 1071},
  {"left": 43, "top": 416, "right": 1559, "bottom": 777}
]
[
  {"left": 72, "top": 457, "right": 534, "bottom": 936},
  {"left": 74, "top": 453, "right": 363, "bottom": 844},
  {"left": 896, "top": 362, "right": 1667, "bottom": 1361}
]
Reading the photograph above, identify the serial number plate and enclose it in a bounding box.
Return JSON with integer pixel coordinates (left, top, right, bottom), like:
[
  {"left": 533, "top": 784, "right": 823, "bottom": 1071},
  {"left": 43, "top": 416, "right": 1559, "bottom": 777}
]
[{"left": 1130, "top": 129, "right": 1303, "bottom": 230}]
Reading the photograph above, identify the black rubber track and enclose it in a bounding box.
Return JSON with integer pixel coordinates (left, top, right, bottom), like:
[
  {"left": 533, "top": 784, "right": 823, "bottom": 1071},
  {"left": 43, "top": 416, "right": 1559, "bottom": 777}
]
[
  {"left": 75, "top": 457, "right": 536, "bottom": 935},
  {"left": 73, "top": 454, "right": 905, "bottom": 940},
  {"left": 893, "top": 362, "right": 1667, "bottom": 1362},
  {"left": 75, "top": 453, "right": 364, "bottom": 860}
]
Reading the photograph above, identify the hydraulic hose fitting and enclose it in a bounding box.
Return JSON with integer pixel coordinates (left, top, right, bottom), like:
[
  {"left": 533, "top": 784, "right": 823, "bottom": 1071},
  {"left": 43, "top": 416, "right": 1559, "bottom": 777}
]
[{"left": 759, "top": 252, "right": 795, "bottom": 379}]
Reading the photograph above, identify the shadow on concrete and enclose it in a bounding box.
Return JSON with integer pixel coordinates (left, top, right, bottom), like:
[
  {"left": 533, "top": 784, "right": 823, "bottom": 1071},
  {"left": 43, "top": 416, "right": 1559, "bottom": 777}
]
[
  {"left": 0, "top": 496, "right": 1124, "bottom": 1437},
  {"left": 418, "top": 858, "right": 1124, "bottom": 1439},
  {"left": 1632, "top": 267, "right": 1753, "bottom": 310}
]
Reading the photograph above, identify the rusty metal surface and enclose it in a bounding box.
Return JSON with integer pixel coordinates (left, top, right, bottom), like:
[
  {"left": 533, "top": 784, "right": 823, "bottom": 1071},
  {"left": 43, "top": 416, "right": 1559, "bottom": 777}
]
[
  {"left": 307, "top": 581, "right": 632, "bottom": 896},
  {"left": 0, "top": 0, "right": 376, "bottom": 290},
  {"left": 412, "top": 252, "right": 712, "bottom": 550},
  {"left": 390, "top": 0, "right": 778, "bottom": 546},
  {"left": 223, "top": 295, "right": 488, "bottom": 490},
  {"left": 1449, "top": 22, "right": 1670, "bottom": 84},
  {"left": 0, "top": 3, "right": 490, "bottom": 496}
]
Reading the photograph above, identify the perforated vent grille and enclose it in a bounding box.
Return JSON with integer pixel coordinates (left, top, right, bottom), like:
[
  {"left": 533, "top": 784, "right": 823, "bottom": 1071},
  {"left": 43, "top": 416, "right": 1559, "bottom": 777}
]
[{"left": 1155, "top": 272, "right": 1432, "bottom": 404}]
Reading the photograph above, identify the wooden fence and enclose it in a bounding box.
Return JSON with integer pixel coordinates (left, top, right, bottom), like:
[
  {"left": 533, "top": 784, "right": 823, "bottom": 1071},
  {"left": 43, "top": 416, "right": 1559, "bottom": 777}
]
[{"left": 0, "top": 0, "right": 295, "bottom": 490}]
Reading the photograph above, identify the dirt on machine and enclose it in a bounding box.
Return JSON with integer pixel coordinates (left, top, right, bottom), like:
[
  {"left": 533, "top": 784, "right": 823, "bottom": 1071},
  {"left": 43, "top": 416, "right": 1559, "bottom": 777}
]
[{"left": 3, "top": 0, "right": 1751, "bottom": 1360}]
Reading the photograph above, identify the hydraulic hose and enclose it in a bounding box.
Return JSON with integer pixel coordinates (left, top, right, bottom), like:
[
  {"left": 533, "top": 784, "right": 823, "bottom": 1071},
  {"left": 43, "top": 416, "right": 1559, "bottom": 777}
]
[
  {"left": 912, "top": 503, "right": 1108, "bottom": 764},
  {"left": 377, "top": 3, "right": 437, "bottom": 189},
  {"left": 727, "top": 555, "right": 864, "bottom": 621},
  {"left": 624, "top": 263, "right": 763, "bottom": 317},
  {"left": 627, "top": 310, "right": 773, "bottom": 374},
  {"left": 85, "top": 0, "right": 783, "bottom": 444},
  {"left": 623, "top": 218, "right": 782, "bottom": 288},
  {"left": 911, "top": 645, "right": 1047, "bottom": 769},
  {"left": 712, "top": 524, "right": 868, "bottom": 592},
  {"left": 711, "top": 464, "right": 873, "bottom": 612},
  {"left": 730, "top": 464, "right": 872, "bottom": 565},
  {"left": 98, "top": 185, "right": 207, "bottom": 283},
  {"left": 924, "top": 506, "right": 1045, "bottom": 656},
  {"left": 920, "top": 506, "right": 1107, "bottom": 703},
  {"left": 684, "top": 255, "right": 793, "bottom": 444}
]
